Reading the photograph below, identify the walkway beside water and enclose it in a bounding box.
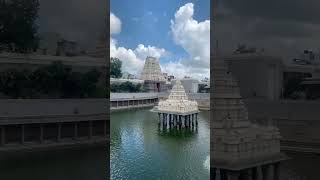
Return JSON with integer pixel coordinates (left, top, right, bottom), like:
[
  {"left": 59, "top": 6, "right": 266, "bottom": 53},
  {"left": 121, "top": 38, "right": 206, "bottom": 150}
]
[
  {"left": 0, "top": 99, "right": 108, "bottom": 152},
  {"left": 110, "top": 93, "right": 159, "bottom": 111},
  {"left": 110, "top": 92, "right": 210, "bottom": 111}
]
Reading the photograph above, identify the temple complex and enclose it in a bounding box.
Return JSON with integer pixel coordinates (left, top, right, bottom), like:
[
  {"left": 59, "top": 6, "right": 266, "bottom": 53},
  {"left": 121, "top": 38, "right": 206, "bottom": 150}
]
[
  {"left": 140, "top": 57, "right": 167, "bottom": 92},
  {"left": 87, "top": 32, "right": 108, "bottom": 58},
  {"left": 211, "top": 57, "right": 287, "bottom": 180},
  {"left": 152, "top": 80, "right": 199, "bottom": 130}
]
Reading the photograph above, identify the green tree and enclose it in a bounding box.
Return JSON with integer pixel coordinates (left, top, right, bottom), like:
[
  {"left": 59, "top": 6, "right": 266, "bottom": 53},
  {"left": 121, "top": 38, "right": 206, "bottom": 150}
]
[
  {"left": 0, "top": 69, "right": 31, "bottom": 98},
  {"left": 0, "top": 61, "right": 104, "bottom": 98},
  {"left": 0, "top": 0, "right": 40, "bottom": 53},
  {"left": 110, "top": 82, "right": 144, "bottom": 93},
  {"left": 110, "top": 57, "right": 122, "bottom": 78},
  {"left": 32, "top": 61, "right": 72, "bottom": 97},
  {"left": 283, "top": 77, "right": 304, "bottom": 99},
  {"left": 79, "top": 69, "right": 101, "bottom": 97}
]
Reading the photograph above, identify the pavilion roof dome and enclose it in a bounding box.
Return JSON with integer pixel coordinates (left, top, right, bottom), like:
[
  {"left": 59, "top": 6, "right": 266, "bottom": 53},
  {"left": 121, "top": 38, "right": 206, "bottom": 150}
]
[{"left": 154, "top": 80, "right": 199, "bottom": 114}]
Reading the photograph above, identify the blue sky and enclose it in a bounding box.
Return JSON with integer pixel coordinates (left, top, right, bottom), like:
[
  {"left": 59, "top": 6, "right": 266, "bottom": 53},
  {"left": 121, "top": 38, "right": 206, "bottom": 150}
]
[{"left": 110, "top": 0, "right": 210, "bottom": 79}]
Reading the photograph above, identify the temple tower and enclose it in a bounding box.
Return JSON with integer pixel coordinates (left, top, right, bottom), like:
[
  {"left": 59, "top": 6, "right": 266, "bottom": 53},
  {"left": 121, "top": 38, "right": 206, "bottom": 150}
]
[
  {"left": 140, "top": 57, "right": 167, "bottom": 92},
  {"left": 211, "top": 57, "right": 287, "bottom": 180}
]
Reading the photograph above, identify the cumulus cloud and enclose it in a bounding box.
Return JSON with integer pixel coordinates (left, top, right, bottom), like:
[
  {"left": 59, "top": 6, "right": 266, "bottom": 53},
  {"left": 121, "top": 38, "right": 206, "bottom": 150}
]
[
  {"left": 214, "top": 0, "right": 320, "bottom": 59},
  {"left": 110, "top": 39, "right": 167, "bottom": 75},
  {"left": 110, "top": 38, "right": 143, "bottom": 75},
  {"left": 38, "top": 0, "right": 106, "bottom": 49},
  {"left": 110, "top": 3, "right": 210, "bottom": 80},
  {"left": 110, "top": 13, "right": 122, "bottom": 34},
  {"left": 161, "top": 60, "right": 210, "bottom": 79},
  {"left": 165, "top": 3, "right": 210, "bottom": 79},
  {"left": 134, "top": 44, "right": 167, "bottom": 60},
  {"left": 110, "top": 13, "right": 167, "bottom": 76}
]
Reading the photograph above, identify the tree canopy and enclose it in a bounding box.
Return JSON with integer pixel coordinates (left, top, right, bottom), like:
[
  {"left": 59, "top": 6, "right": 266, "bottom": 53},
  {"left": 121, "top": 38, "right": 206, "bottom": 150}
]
[
  {"left": 110, "top": 57, "right": 122, "bottom": 78},
  {"left": 111, "top": 82, "right": 144, "bottom": 93},
  {"left": 0, "top": 61, "right": 104, "bottom": 98},
  {"left": 0, "top": 0, "right": 40, "bottom": 53}
]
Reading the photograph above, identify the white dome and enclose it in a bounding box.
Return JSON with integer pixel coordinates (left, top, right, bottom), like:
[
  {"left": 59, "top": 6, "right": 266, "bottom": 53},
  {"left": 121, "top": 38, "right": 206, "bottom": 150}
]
[{"left": 157, "top": 80, "right": 198, "bottom": 114}]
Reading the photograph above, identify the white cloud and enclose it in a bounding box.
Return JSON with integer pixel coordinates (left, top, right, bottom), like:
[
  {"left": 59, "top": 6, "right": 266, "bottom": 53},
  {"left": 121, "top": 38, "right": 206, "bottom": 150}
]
[
  {"left": 110, "top": 3, "right": 210, "bottom": 80},
  {"left": 110, "top": 13, "right": 121, "bottom": 34},
  {"left": 110, "top": 13, "right": 167, "bottom": 76},
  {"left": 162, "top": 60, "right": 210, "bottom": 80},
  {"left": 134, "top": 44, "right": 167, "bottom": 60},
  {"left": 110, "top": 38, "right": 144, "bottom": 75},
  {"left": 110, "top": 39, "right": 167, "bottom": 75},
  {"left": 166, "top": 3, "right": 210, "bottom": 79}
]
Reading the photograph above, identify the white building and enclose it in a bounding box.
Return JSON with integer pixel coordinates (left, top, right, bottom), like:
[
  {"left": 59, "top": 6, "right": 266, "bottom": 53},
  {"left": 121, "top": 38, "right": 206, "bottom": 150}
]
[
  {"left": 221, "top": 54, "right": 283, "bottom": 100},
  {"left": 171, "top": 78, "right": 199, "bottom": 93}
]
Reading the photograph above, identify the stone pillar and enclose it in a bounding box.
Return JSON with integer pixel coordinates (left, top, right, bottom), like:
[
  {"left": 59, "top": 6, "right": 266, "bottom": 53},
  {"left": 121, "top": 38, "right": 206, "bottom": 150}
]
[
  {"left": 176, "top": 115, "right": 178, "bottom": 129},
  {"left": 164, "top": 114, "right": 167, "bottom": 129},
  {"left": 162, "top": 113, "right": 165, "bottom": 129},
  {"left": 74, "top": 122, "right": 78, "bottom": 140},
  {"left": 158, "top": 113, "right": 161, "bottom": 125},
  {"left": 245, "top": 168, "right": 253, "bottom": 180},
  {"left": 184, "top": 116, "right": 187, "bottom": 127},
  {"left": 169, "top": 114, "right": 172, "bottom": 129},
  {"left": 21, "top": 124, "right": 25, "bottom": 144},
  {"left": 274, "top": 163, "right": 280, "bottom": 180},
  {"left": 255, "top": 166, "right": 263, "bottom": 180},
  {"left": 103, "top": 120, "right": 107, "bottom": 137},
  {"left": 265, "top": 164, "right": 274, "bottom": 180},
  {"left": 192, "top": 114, "right": 194, "bottom": 127},
  {"left": 57, "top": 123, "right": 62, "bottom": 142},
  {"left": 165, "top": 114, "right": 167, "bottom": 128},
  {"left": 196, "top": 113, "right": 198, "bottom": 126},
  {"left": 172, "top": 115, "right": 174, "bottom": 127},
  {"left": 215, "top": 168, "right": 221, "bottom": 180},
  {"left": 227, "top": 171, "right": 240, "bottom": 180},
  {"left": 40, "top": 124, "right": 44, "bottom": 144},
  {"left": 1, "top": 126, "right": 5, "bottom": 146},
  {"left": 88, "top": 121, "right": 93, "bottom": 139}
]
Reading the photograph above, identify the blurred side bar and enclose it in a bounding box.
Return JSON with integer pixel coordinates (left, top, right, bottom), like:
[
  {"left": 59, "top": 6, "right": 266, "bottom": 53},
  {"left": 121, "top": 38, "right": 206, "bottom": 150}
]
[{"left": 0, "top": 99, "right": 108, "bottom": 152}]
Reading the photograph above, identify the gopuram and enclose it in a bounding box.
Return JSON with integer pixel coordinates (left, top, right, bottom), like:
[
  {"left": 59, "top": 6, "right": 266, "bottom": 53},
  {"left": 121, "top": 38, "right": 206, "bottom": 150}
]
[
  {"left": 152, "top": 80, "right": 199, "bottom": 131},
  {"left": 140, "top": 56, "right": 167, "bottom": 92},
  {"left": 211, "top": 57, "right": 287, "bottom": 180}
]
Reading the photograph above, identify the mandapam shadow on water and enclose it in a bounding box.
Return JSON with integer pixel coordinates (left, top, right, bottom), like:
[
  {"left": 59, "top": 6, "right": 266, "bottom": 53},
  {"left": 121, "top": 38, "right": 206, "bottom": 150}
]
[{"left": 157, "top": 126, "right": 198, "bottom": 139}]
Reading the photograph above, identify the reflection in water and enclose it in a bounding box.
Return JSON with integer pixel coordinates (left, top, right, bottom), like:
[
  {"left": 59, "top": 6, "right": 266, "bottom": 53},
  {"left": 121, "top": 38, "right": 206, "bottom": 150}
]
[
  {"left": 280, "top": 152, "right": 320, "bottom": 180},
  {"left": 110, "top": 108, "right": 210, "bottom": 180},
  {"left": 204, "top": 155, "right": 210, "bottom": 171}
]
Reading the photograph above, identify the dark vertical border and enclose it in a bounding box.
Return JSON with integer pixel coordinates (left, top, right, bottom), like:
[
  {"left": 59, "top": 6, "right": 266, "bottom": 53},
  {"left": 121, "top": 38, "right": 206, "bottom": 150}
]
[
  {"left": 210, "top": 0, "right": 215, "bottom": 178},
  {"left": 106, "top": 0, "right": 110, "bottom": 179}
]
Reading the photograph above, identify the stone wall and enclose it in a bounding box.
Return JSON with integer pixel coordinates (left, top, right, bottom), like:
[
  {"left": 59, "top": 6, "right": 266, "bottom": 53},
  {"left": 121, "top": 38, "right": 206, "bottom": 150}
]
[{"left": 244, "top": 99, "right": 320, "bottom": 153}]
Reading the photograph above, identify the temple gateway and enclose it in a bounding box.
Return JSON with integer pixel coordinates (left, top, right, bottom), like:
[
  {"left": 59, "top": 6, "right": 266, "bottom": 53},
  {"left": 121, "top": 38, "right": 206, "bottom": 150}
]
[{"left": 140, "top": 56, "right": 168, "bottom": 92}]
